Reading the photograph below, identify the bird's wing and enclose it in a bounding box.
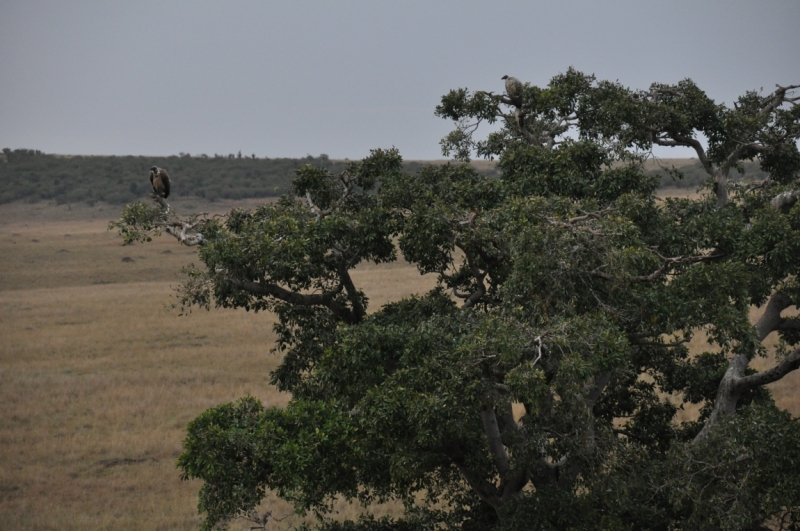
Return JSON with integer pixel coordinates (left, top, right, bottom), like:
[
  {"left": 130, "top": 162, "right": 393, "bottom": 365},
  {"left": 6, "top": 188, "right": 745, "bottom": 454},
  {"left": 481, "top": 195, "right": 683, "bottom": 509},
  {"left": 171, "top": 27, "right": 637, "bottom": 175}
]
[{"left": 161, "top": 170, "right": 170, "bottom": 197}]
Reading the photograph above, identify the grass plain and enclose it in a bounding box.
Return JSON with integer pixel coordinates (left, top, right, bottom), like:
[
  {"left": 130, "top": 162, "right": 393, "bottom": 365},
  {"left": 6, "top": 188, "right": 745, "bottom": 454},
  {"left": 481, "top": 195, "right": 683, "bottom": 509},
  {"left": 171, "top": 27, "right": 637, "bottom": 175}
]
[
  {"left": 0, "top": 199, "right": 435, "bottom": 530},
  {"left": 0, "top": 193, "right": 798, "bottom": 530}
]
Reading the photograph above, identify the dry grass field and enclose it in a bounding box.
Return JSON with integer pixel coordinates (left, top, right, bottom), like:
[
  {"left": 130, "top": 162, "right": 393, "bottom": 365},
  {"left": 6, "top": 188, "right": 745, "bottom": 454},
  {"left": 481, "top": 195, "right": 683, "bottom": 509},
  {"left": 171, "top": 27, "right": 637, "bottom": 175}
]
[
  {"left": 0, "top": 199, "right": 435, "bottom": 530},
  {"left": 0, "top": 194, "right": 797, "bottom": 530}
]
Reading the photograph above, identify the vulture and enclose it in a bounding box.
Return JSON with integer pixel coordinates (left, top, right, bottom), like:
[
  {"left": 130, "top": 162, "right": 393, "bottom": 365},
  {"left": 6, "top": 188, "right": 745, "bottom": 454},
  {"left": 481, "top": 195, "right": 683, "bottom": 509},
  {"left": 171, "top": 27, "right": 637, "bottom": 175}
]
[
  {"left": 149, "top": 166, "right": 171, "bottom": 199},
  {"left": 501, "top": 75, "right": 523, "bottom": 106}
]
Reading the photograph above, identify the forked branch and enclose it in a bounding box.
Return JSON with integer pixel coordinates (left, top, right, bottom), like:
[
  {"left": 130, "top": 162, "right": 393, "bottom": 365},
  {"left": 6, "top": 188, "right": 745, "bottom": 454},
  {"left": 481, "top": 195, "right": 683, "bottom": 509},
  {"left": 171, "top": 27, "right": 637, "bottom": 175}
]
[{"left": 137, "top": 194, "right": 209, "bottom": 246}]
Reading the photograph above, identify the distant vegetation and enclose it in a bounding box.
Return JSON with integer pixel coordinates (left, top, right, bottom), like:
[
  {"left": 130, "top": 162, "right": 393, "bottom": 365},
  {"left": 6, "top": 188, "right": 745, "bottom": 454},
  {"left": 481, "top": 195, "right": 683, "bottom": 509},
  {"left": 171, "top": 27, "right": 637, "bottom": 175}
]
[
  {"left": 647, "top": 157, "right": 769, "bottom": 189},
  {"left": 0, "top": 149, "right": 348, "bottom": 205},
  {"left": 0, "top": 147, "right": 766, "bottom": 206}
]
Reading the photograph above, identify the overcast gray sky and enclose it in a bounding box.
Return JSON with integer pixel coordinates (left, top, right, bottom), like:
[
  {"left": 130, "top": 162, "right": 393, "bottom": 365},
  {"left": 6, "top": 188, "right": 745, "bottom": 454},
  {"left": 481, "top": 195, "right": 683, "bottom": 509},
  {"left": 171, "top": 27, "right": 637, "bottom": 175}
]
[{"left": 1, "top": 1, "right": 798, "bottom": 160}]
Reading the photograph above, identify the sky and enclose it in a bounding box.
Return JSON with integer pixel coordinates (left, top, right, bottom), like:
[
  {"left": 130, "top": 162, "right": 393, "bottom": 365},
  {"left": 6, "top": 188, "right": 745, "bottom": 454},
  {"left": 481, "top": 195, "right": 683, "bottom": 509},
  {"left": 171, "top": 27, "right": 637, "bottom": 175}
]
[{"left": 1, "top": 1, "right": 798, "bottom": 160}]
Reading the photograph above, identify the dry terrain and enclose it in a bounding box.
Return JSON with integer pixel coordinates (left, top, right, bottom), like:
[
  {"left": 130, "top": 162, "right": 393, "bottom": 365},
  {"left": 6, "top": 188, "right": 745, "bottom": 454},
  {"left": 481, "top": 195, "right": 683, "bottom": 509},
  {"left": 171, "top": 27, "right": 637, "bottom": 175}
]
[
  {"left": 0, "top": 199, "right": 435, "bottom": 530},
  {"left": 0, "top": 193, "right": 797, "bottom": 530}
]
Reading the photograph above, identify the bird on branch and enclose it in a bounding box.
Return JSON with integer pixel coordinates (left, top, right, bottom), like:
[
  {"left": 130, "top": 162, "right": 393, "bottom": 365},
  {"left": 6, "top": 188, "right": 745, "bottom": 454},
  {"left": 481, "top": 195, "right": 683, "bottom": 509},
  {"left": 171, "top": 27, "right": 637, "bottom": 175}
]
[
  {"left": 502, "top": 75, "right": 523, "bottom": 107},
  {"left": 149, "top": 166, "right": 171, "bottom": 199}
]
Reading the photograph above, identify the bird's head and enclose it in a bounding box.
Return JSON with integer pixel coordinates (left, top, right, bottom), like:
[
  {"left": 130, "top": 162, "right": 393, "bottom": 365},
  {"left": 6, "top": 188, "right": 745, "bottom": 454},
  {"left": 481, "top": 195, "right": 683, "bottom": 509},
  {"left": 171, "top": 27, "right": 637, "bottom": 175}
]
[
  {"left": 150, "top": 166, "right": 158, "bottom": 172},
  {"left": 501, "top": 75, "right": 509, "bottom": 80}
]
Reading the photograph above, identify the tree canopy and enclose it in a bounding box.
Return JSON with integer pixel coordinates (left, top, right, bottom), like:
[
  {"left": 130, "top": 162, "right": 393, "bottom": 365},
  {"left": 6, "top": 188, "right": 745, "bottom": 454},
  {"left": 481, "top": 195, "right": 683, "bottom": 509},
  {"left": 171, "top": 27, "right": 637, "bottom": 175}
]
[{"left": 113, "top": 69, "right": 800, "bottom": 531}]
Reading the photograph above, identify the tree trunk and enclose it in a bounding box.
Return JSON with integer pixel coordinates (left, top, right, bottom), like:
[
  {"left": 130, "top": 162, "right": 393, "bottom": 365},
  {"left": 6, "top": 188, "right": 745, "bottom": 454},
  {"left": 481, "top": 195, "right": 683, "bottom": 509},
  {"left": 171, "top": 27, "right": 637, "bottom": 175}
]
[{"left": 693, "top": 352, "right": 746, "bottom": 443}]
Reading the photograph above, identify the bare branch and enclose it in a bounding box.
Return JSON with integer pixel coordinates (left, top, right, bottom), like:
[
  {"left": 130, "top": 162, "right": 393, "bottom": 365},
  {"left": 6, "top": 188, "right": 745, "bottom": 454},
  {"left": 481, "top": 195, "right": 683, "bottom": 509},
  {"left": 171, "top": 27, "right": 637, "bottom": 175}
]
[
  {"left": 142, "top": 195, "right": 210, "bottom": 246},
  {"left": 164, "top": 220, "right": 207, "bottom": 246},
  {"left": 755, "top": 291, "right": 793, "bottom": 341},
  {"left": 770, "top": 191, "right": 800, "bottom": 210},
  {"left": 532, "top": 335, "right": 543, "bottom": 367},
  {"left": 304, "top": 175, "right": 355, "bottom": 221},
  {"left": 761, "top": 84, "right": 800, "bottom": 118},
  {"left": 735, "top": 348, "right": 800, "bottom": 391}
]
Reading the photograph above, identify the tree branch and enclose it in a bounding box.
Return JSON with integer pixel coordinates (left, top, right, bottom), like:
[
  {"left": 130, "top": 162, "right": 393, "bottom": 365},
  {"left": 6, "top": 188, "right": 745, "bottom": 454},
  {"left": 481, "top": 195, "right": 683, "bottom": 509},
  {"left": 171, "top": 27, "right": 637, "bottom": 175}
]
[
  {"left": 755, "top": 291, "right": 793, "bottom": 341},
  {"left": 151, "top": 193, "right": 172, "bottom": 213},
  {"left": 695, "top": 291, "right": 796, "bottom": 443},
  {"left": 226, "top": 278, "right": 357, "bottom": 324},
  {"left": 726, "top": 291, "right": 800, "bottom": 391},
  {"left": 337, "top": 265, "right": 366, "bottom": 322},
  {"left": 552, "top": 371, "right": 612, "bottom": 489},
  {"left": 591, "top": 251, "right": 723, "bottom": 283},
  {"left": 459, "top": 248, "right": 488, "bottom": 309},
  {"left": 304, "top": 175, "right": 354, "bottom": 221},
  {"left": 652, "top": 134, "right": 713, "bottom": 177},
  {"left": 500, "top": 468, "right": 528, "bottom": 503},
  {"left": 587, "top": 370, "right": 612, "bottom": 408},
  {"left": 762, "top": 84, "right": 800, "bottom": 117},
  {"left": 734, "top": 348, "right": 800, "bottom": 391},
  {"left": 480, "top": 407, "right": 511, "bottom": 479},
  {"left": 770, "top": 191, "right": 800, "bottom": 210},
  {"left": 164, "top": 220, "right": 207, "bottom": 246},
  {"left": 633, "top": 337, "right": 690, "bottom": 348},
  {"left": 500, "top": 400, "right": 521, "bottom": 438},
  {"left": 775, "top": 318, "right": 800, "bottom": 333},
  {"left": 453, "top": 462, "right": 500, "bottom": 510},
  {"left": 145, "top": 194, "right": 209, "bottom": 246}
]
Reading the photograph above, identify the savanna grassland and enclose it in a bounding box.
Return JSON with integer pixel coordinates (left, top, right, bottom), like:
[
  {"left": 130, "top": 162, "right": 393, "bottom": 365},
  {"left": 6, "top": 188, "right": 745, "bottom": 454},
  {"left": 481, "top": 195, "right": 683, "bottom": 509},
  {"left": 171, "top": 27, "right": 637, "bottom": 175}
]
[
  {"left": 0, "top": 198, "right": 436, "bottom": 530},
  {"left": 0, "top": 188, "right": 798, "bottom": 530}
]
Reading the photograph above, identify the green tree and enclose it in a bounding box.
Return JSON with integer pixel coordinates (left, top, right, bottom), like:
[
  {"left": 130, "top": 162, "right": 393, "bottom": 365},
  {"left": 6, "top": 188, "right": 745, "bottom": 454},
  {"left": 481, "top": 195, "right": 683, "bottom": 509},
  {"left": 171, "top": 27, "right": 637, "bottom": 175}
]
[{"left": 112, "top": 70, "right": 800, "bottom": 531}]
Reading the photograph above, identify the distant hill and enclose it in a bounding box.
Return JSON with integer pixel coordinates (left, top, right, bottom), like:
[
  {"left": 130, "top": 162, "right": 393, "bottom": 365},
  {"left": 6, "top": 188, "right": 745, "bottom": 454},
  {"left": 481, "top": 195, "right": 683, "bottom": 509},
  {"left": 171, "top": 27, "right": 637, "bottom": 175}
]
[{"left": 0, "top": 148, "right": 766, "bottom": 206}]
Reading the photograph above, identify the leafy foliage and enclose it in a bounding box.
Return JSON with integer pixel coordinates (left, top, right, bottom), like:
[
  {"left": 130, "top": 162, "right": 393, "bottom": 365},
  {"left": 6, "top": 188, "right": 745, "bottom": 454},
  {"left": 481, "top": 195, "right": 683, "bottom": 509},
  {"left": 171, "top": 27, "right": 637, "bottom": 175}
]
[{"left": 113, "top": 71, "right": 800, "bottom": 530}]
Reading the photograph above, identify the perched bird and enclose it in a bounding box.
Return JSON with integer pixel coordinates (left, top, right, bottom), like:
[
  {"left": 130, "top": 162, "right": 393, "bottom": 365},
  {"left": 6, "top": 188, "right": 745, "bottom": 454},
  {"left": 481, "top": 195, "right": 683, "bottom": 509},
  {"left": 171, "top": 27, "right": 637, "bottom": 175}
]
[
  {"left": 149, "top": 166, "right": 171, "bottom": 199},
  {"left": 501, "top": 75, "right": 523, "bottom": 106}
]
